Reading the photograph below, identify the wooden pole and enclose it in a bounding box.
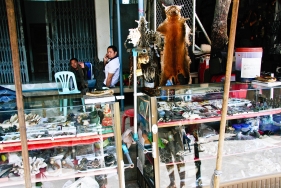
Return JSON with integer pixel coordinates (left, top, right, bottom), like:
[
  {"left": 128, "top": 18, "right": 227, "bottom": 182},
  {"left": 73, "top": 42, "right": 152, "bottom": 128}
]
[
  {"left": 151, "top": 97, "right": 160, "bottom": 188},
  {"left": 213, "top": 0, "right": 239, "bottom": 187},
  {"left": 5, "top": 0, "right": 31, "bottom": 187},
  {"left": 114, "top": 102, "right": 125, "bottom": 188}
]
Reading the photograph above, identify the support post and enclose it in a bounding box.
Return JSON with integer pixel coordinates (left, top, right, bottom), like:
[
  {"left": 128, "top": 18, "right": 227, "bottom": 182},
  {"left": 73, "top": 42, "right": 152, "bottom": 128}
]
[
  {"left": 195, "top": 14, "right": 211, "bottom": 45},
  {"left": 5, "top": 0, "right": 31, "bottom": 187},
  {"left": 114, "top": 102, "right": 125, "bottom": 188},
  {"left": 213, "top": 0, "right": 240, "bottom": 187},
  {"left": 109, "top": 0, "right": 114, "bottom": 45},
  {"left": 132, "top": 49, "right": 138, "bottom": 141},
  {"left": 192, "top": 0, "right": 196, "bottom": 53},
  {"left": 138, "top": 0, "right": 144, "bottom": 18},
  {"left": 151, "top": 97, "right": 160, "bottom": 188},
  {"left": 154, "top": 0, "right": 156, "bottom": 30},
  {"left": 116, "top": 0, "right": 124, "bottom": 111}
]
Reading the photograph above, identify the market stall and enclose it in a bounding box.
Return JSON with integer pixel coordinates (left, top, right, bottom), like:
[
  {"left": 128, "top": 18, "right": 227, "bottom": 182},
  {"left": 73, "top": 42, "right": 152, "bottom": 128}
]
[
  {"left": 1, "top": 1, "right": 133, "bottom": 188},
  {"left": 128, "top": 0, "right": 281, "bottom": 188}
]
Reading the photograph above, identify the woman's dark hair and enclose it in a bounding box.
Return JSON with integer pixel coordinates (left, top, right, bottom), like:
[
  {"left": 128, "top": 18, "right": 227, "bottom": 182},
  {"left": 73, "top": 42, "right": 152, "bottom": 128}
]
[
  {"left": 107, "top": 45, "right": 118, "bottom": 54},
  {"left": 69, "top": 58, "right": 78, "bottom": 65}
]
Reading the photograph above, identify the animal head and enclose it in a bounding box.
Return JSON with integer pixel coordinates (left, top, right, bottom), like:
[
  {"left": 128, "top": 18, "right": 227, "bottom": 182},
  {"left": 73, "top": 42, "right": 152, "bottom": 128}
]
[
  {"left": 162, "top": 4, "right": 183, "bottom": 18},
  {"left": 138, "top": 53, "right": 149, "bottom": 64},
  {"left": 135, "top": 16, "right": 148, "bottom": 31}
]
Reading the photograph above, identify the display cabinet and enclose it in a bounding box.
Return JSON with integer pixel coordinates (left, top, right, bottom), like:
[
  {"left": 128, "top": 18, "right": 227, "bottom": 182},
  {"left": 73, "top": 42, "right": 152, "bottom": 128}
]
[
  {"left": 136, "top": 83, "right": 281, "bottom": 188},
  {"left": 0, "top": 94, "right": 131, "bottom": 188}
]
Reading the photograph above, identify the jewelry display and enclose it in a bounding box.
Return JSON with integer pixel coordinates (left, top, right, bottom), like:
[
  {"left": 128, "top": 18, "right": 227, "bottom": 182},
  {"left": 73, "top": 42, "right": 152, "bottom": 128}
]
[
  {"left": 0, "top": 104, "right": 115, "bottom": 142},
  {"left": 137, "top": 83, "right": 281, "bottom": 187},
  {"left": 156, "top": 92, "right": 281, "bottom": 123},
  {"left": 0, "top": 101, "right": 123, "bottom": 185}
]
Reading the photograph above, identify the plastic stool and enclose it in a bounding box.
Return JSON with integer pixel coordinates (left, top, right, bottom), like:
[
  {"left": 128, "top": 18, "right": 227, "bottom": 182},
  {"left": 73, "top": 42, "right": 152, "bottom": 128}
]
[
  {"left": 122, "top": 109, "right": 134, "bottom": 133},
  {"left": 121, "top": 109, "right": 148, "bottom": 133}
]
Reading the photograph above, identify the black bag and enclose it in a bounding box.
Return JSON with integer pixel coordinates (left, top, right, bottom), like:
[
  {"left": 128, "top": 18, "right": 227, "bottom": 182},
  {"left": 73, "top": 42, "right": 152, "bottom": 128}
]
[
  {"left": 209, "top": 51, "right": 227, "bottom": 75},
  {"left": 93, "top": 61, "right": 105, "bottom": 90}
]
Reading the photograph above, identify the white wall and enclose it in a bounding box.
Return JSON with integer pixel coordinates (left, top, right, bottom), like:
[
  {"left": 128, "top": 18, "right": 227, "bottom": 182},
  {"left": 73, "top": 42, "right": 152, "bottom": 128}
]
[{"left": 95, "top": 0, "right": 111, "bottom": 61}]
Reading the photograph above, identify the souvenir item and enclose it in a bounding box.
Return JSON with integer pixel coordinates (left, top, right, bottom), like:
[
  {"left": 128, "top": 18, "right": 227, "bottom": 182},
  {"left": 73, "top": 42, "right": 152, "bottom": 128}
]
[
  {"left": 104, "top": 154, "right": 116, "bottom": 167},
  {"left": 157, "top": 5, "right": 191, "bottom": 85},
  {"left": 89, "top": 110, "right": 100, "bottom": 124}
]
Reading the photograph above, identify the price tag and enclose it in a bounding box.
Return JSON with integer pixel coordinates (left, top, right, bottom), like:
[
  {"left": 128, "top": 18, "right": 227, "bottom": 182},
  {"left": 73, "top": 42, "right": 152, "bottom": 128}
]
[{"left": 152, "top": 124, "right": 158, "bottom": 134}]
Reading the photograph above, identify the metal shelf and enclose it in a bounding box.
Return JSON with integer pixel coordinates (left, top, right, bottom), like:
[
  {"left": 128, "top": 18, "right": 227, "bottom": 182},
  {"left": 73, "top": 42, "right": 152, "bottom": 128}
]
[
  {"left": 0, "top": 133, "right": 114, "bottom": 153},
  {"left": 157, "top": 108, "right": 281, "bottom": 128}
]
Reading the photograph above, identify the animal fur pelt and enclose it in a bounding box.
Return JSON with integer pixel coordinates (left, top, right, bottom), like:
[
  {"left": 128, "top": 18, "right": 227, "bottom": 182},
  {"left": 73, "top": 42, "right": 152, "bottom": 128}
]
[{"left": 157, "top": 5, "right": 191, "bottom": 86}]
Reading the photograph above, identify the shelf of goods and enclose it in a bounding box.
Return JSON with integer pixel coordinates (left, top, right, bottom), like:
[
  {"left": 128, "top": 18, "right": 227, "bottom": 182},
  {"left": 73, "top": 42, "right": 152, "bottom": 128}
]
[
  {"left": 136, "top": 83, "right": 281, "bottom": 188},
  {"left": 0, "top": 95, "right": 130, "bottom": 188}
]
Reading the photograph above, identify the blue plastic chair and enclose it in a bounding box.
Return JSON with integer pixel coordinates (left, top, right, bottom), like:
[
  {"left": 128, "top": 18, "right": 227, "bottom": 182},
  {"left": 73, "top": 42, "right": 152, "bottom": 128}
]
[{"left": 54, "top": 71, "right": 85, "bottom": 116}]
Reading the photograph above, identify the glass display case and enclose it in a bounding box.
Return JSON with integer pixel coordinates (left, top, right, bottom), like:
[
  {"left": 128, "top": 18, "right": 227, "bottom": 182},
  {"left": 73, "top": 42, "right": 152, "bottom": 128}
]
[
  {"left": 0, "top": 94, "right": 130, "bottom": 188},
  {"left": 136, "top": 83, "right": 281, "bottom": 188}
]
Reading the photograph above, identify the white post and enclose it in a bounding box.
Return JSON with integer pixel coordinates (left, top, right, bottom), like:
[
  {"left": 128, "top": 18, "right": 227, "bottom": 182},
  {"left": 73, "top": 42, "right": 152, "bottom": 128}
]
[
  {"left": 132, "top": 49, "right": 138, "bottom": 140},
  {"left": 94, "top": 1, "right": 111, "bottom": 60}
]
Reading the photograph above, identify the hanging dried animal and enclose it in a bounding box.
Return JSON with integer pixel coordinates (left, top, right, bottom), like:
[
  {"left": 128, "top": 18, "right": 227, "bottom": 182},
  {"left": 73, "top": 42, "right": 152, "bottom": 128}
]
[
  {"left": 124, "top": 16, "right": 161, "bottom": 88},
  {"left": 124, "top": 16, "right": 149, "bottom": 49},
  {"left": 136, "top": 17, "right": 150, "bottom": 48},
  {"left": 138, "top": 52, "right": 150, "bottom": 65},
  {"left": 125, "top": 16, "right": 150, "bottom": 86},
  {"left": 124, "top": 28, "right": 141, "bottom": 48},
  {"left": 141, "top": 45, "right": 161, "bottom": 88},
  {"left": 124, "top": 16, "right": 162, "bottom": 51},
  {"left": 157, "top": 5, "right": 191, "bottom": 86}
]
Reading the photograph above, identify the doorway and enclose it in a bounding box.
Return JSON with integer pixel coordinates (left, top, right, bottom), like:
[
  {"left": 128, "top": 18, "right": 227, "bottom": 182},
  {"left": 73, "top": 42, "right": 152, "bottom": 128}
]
[{"left": 30, "top": 23, "right": 48, "bottom": 82}]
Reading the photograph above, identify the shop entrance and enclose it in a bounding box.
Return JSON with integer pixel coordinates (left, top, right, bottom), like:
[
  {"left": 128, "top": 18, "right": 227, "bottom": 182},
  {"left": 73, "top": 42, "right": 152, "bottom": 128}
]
[{"left": 30, "top": 23, "right": 48, "bottom": 82}]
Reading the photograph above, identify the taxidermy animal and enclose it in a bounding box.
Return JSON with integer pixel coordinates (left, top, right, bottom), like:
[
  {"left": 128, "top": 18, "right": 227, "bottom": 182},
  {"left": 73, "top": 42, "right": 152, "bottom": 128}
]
[
  {"left": 135, "top": 16, "right": 149, "bottom": 48},
  {"left": 124, "top": 16, "right": 162, "bottom": 88},
  {"left": 158, "top": 0, "right": 175, "bottom": 19},
  {"left": 157, "top": 5, "right": 191, "bottom": 86},
  {"left": 138, "top": 53, "right": 149, "bottom": 65},
  {"left": 124, "top": 16, "right": 150, "bottom": 49}
]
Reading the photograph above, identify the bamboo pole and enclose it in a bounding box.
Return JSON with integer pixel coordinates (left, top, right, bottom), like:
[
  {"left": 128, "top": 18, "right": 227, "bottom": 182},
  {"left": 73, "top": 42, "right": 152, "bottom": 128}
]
[
  {"left": 151, "top": 97, "right": 160, "bottom": 188},
  {"left": 5, "top": 0, "right": 31, "bottom": 187},
  {"left": 213, "top": 0, "right": 239, "bottom": 188},
  {"left": 114, "top": 102, "right": 125, "bottom": 188}
]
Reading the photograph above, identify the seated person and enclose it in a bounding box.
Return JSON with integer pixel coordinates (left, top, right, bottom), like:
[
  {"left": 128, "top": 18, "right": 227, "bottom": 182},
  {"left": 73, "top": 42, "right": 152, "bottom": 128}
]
[
  {"left": 69, "top": 58, "right": 89, "bottom": 93},
  {"left": 103, "top": 45, "right": 120, "bottom": 87}
]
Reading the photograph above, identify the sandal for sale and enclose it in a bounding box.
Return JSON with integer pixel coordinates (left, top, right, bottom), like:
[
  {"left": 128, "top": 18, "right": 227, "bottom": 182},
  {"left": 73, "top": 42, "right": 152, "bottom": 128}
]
[
  {"left": 88, "top": 158, "right": 101, "bottom": 169},
  {"left": 104, "top": 154, "right": 116, "bottom": 167}
]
